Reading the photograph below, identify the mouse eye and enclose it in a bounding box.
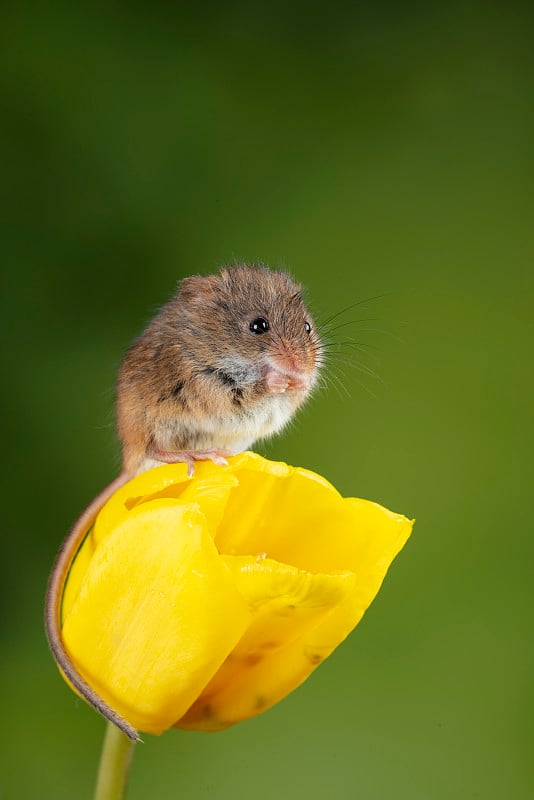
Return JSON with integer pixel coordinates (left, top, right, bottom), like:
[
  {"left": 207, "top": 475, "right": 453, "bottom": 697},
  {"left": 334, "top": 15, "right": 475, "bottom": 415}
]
[
  {"left": 304, "top": 321, "right": 311, "bottom": 334},
  {"left": 250, "top": 317, "right": 270, "bottom": 335}
]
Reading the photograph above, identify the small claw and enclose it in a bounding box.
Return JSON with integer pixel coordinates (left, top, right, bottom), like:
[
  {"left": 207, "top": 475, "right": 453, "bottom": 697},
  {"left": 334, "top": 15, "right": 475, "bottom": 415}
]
[
  {"left": 208, "top": 454, "right": 229, "bottom": 467},
  {"left": 188, "top": 449, "right": 230, "bottom": 473},
  {"left": 185, "top": 455, "right": 195, "bottom": 478},
  {"left": 148, "top": 447, "right": 231, "bottom": 477}
]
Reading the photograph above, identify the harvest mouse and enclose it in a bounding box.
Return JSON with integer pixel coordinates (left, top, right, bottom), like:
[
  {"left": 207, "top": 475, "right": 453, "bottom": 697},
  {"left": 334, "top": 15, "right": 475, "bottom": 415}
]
[{"left": 46, "top": 264, "right": 322, "bottom": 741}]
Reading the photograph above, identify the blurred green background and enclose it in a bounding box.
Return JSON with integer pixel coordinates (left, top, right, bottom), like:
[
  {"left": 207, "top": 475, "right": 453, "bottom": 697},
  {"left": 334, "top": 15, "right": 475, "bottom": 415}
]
[{"left": 2, "top": 1, "right": 533, "bottom": 798}]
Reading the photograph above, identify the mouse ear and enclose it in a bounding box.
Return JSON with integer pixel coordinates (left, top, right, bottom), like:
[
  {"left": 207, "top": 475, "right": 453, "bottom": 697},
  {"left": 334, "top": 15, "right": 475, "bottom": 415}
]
[{"left": 178, "top": 275, "right": 216, "bottom": 302}]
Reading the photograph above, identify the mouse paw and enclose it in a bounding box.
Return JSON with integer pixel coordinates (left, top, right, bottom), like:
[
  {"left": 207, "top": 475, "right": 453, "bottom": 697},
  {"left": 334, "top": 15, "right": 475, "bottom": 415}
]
[
  {"left": 148, "top": 447, "right": 232, "bottom": 477},
  {"left": 265, "top": 369, "right": 290, "bottom": 394}
]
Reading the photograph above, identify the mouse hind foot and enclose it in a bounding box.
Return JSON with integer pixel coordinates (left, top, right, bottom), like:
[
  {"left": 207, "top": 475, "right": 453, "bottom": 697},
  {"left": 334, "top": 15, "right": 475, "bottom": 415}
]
[{"left": 147, "top": 447, "right": 232, "bottom": 477}]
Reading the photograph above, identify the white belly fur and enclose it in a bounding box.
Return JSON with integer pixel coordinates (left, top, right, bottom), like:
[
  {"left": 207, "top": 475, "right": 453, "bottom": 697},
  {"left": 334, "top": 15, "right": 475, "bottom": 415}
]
[
  {"left": 155, "top": 392, "right": 296, "bottom": 456},
  {"left": 201, "top": 392, "right": 296, "bottom": 453}
]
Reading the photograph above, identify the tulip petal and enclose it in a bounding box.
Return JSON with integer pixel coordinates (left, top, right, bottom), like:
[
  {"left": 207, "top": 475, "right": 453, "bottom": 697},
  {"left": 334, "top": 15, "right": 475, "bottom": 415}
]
[
  {"left": 214, "top": 455, "right": 369, "bottom": 573},
  {"left": 93, "top": 464, "right": 238, "bottom": 544},
  {"left": 62, "top": 500, "right": 250, "bottom": 734},
  {"left": 177, "top": 556, "right": 355, "bottom": 731},
  {"left": 60, "top": 531, "right": 95, "bottom": 624},
  {"left": 178, "top": 499, "right": 413, "bottom": 731}
]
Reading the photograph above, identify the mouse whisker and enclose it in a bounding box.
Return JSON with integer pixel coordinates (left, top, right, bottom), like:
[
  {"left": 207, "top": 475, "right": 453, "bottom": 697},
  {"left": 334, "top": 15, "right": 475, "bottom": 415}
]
[
  {"left": 319, "top": 340, "right": 379, "bottom": 353},
  {"left": 349, "top": 326, "right": 406, "bottom": 344},
  {"left": 315, "top": 292, "right": 397, "bottom": 329},
  {"left": 317, "top": 370, "right": 351, "bottom": 400},
  {"left": 318, "top": 317, "right": 379, "bottom": 335},
  {"left": 327, "top": 363, "right": 379, "bottom": 400},
  {"left": 321, "top": 339, "right": 385, "bottom": 394}
]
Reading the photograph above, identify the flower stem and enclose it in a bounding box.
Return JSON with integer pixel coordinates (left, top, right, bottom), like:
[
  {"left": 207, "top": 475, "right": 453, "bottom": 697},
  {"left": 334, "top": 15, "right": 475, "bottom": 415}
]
[{"left": 94, "top": 722, "right": 136, "bottom": 800}]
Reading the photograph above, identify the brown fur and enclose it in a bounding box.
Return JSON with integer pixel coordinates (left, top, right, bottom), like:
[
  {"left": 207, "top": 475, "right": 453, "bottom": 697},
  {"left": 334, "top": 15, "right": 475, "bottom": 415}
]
[{"left": 117, "top": 264, "right": 321, "bottom": 473}]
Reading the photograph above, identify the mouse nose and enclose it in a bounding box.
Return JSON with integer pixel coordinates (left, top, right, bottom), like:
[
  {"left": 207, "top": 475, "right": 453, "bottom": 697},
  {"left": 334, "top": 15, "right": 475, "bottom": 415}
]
[{"left": 276, "top": 341, "right": 313, "bottom": 375}]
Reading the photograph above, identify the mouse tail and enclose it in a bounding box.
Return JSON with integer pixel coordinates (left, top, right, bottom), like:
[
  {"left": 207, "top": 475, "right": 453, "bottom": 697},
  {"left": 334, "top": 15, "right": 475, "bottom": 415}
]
[{"left": 45, "top": 471, "right": 141, "bottom": 742}]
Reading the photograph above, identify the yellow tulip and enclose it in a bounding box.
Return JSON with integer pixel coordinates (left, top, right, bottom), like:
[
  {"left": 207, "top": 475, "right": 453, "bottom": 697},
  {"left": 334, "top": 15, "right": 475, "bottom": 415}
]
[{"left": 59, "top": 452, "right": 413, "bottom": 735}]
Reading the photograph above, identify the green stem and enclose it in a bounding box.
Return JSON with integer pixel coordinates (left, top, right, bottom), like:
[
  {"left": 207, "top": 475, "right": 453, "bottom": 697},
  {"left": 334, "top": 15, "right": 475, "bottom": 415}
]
[{"left": 94, "top": 722, "right": 136, "bottom": 800}]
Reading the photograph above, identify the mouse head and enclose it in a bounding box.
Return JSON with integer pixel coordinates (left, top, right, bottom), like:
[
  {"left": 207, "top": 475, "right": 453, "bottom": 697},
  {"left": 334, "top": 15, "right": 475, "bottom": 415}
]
[{"left": 177, "top": 265, "right": 322, "bottom": 394}]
